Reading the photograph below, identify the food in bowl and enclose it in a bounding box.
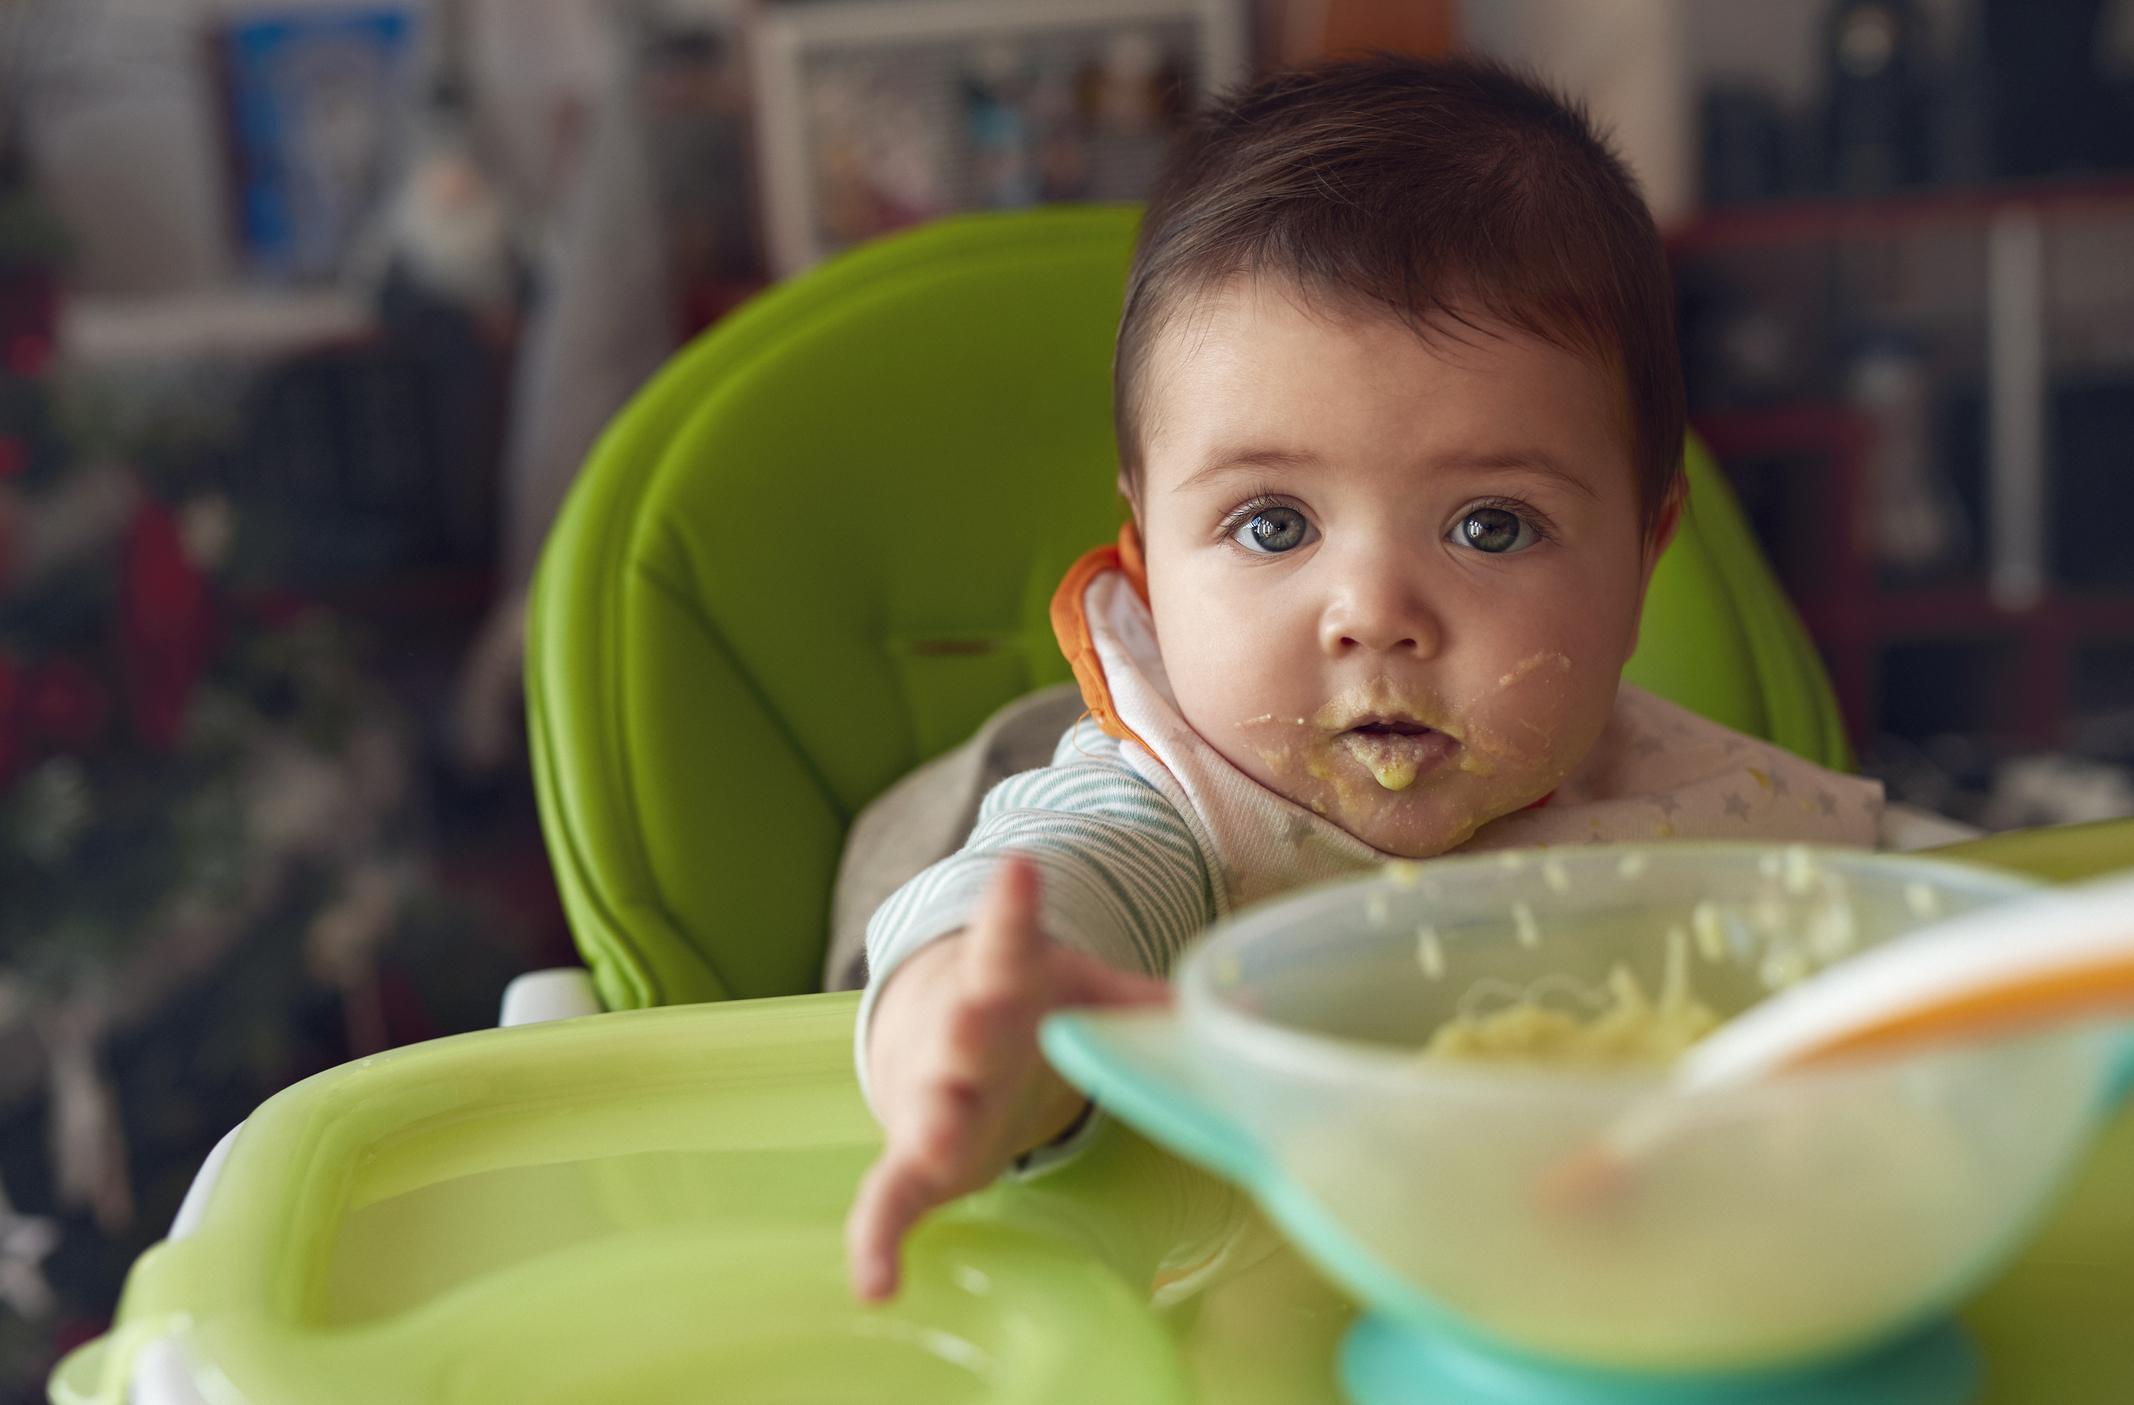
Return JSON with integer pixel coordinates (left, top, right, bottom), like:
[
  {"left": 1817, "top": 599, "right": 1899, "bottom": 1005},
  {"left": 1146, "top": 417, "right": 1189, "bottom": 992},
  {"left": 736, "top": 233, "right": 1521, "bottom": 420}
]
[{"left": 1422, "top": 929, "right": 1722, "bottom": 1067}]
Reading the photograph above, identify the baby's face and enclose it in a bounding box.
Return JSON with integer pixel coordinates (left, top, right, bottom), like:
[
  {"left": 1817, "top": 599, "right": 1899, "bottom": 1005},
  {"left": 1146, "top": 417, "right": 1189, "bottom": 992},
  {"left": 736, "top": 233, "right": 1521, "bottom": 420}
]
[{"left": 1133, "top": 280, "right": 1660, "bottom": 858}]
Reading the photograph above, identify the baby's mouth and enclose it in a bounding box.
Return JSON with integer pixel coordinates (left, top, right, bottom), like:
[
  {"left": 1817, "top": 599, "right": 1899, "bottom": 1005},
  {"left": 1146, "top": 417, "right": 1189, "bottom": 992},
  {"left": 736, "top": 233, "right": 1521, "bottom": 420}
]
[{"left": 1335, "top": 719, "right": 1456, "bottom": 792}]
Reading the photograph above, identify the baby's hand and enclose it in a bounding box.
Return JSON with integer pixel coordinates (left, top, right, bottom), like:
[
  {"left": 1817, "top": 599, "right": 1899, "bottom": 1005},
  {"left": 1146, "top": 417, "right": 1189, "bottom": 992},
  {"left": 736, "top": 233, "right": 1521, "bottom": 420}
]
[{"left": 844, "top": 856, "right": 1169, "bottom": 1301}]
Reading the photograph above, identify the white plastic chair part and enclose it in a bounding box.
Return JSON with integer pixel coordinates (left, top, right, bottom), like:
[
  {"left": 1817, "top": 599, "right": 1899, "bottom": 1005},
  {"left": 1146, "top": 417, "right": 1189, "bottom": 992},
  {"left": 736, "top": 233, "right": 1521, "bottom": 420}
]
[
  {"left": 498, "top": 967, "right": 603, "bottom": 1027},
  {"left": 169, "top": 1123, "right": 243, "bottom": 1243},
  {"left": 129, "top": 1337, "right": 209, "bottom": 1405},
  {"left": 1879, "top": 800, "right": 1986, "bottom": 852}
]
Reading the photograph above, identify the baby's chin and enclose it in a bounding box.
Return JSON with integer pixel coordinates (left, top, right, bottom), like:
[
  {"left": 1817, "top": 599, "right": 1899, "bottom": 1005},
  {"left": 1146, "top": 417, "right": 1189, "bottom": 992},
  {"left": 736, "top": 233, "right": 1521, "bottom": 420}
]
[
  {"left": 1264, "top": 741, "right": 1553, "bottom": 858},
  {"left": 1311, "top": 776, "right": 1515, "bottom": 858},
  {"left": 1210, "top": 687, "right": 1585, "bottom": 857}
]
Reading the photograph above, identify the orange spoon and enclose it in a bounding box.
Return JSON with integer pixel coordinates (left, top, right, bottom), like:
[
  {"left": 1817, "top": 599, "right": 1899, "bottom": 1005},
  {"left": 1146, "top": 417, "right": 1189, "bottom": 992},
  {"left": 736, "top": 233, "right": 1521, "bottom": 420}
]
[{"left": 1544, "top": 870, "right": 2134, "bottom": 1210}]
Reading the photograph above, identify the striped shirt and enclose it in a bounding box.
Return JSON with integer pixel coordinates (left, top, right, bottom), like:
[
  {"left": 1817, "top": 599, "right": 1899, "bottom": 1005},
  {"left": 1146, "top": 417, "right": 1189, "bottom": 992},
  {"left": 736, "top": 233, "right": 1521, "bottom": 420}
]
[
  {"left": 854, "top": 716, "right": 1222, "bottom": 1113},
  {"left": 861, "top": 717, "right": 1212, "bottom": 980}
]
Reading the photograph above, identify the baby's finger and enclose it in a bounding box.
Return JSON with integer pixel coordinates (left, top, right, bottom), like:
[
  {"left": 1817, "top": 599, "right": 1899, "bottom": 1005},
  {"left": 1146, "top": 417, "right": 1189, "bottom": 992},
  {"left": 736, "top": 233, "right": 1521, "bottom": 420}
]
[
  {"left": 846, "top": 1115, "right": 971, "bottom": 1303},
  {"left": 845, "top": 1153, "right": 925, "bottom": 1302},
  {"left": 845, "top": 1080, "right": 996, "bottom": 1302},
  {"left": 965, "top": 856, "right": 1046, "bottom": 1002}
]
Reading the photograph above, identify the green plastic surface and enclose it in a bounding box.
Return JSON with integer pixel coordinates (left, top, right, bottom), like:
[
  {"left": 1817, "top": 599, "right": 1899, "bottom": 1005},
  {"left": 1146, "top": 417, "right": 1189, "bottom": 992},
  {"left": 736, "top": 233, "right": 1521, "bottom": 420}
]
[
  {"left": 54, "top": 986, "right": 2134, "bottom": 1405},
  {"left": 1926, "top": 816, "right": 2134, "bottom": 886},
  {"left": 528, "top": 207, "right": 1137, "bottom": 1010},
  {"left": 50, "top": 995, "right": 1199, "bottom": 1405},
  {"left": 526, "top": 206, "right": 1853, "bottom": 1014}
]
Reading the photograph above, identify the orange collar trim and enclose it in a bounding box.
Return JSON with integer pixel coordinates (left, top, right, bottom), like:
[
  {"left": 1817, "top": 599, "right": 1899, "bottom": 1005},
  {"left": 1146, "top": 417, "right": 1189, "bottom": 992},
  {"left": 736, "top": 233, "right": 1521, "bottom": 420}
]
[{"left": 1048, "top": 521, "right": 1150, "bottom": 749}]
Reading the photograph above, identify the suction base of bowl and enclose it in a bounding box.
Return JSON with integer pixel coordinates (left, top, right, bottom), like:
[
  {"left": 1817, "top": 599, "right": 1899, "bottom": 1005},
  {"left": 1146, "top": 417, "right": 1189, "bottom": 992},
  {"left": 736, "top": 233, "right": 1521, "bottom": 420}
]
[{"left": 1338, "top": 1314, "right": 1979, "bottom": 1405}]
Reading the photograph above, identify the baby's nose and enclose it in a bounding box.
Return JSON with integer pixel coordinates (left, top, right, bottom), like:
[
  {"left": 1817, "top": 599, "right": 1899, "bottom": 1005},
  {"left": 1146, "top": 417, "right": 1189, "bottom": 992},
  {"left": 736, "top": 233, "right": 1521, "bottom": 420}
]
[{"left": 1318, "top": 568, "right": 1442, "bottom": 658}]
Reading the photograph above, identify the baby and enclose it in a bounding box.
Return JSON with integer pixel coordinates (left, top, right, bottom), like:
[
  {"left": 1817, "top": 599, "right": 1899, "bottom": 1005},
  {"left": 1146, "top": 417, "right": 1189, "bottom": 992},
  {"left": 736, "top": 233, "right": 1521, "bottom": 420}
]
[{"left": 845, "top": 54, "right": 1882, "bottom": 1300}]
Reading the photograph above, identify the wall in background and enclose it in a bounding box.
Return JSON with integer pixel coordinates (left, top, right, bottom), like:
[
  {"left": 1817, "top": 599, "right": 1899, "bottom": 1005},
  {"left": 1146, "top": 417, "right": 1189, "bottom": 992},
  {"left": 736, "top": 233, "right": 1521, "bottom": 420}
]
[{"left": 1462, "top": 0, "right": 1696, "bottom": 227}]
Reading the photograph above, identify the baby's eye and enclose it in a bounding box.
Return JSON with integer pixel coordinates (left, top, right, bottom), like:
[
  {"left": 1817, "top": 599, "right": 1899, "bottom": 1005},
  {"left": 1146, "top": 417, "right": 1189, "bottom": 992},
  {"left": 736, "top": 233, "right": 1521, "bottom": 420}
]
[
  {"left": 1231, "top": 505, "right": 1315, "bottom": 554},
  {"left": 1452, "top": 507, "right": 1540, "bottom": 555}
]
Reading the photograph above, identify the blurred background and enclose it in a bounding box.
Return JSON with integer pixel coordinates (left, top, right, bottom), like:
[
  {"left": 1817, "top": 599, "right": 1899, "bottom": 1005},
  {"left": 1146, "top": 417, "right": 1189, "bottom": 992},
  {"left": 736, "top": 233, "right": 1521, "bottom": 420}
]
[{"left": 0, "top": 0, "right": 2127, "bottom": 1395}]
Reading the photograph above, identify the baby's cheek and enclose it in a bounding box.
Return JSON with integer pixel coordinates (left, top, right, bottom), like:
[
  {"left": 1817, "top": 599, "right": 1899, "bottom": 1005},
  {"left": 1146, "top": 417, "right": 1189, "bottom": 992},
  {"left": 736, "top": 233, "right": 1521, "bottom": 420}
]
[
  {"left": 1223, "top": 723, "right": 1338, "bottom": 809},
  {"left": 1460, "top": 651, "right": 1612, "bottom": 790}
]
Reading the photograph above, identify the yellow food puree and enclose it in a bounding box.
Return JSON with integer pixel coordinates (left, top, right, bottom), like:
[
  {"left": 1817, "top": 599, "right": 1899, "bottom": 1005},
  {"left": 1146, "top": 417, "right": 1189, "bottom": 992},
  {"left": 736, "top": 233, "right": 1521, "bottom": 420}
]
[{"left": 1423, "top": 930, "right": 1721, "bottom": 1066}]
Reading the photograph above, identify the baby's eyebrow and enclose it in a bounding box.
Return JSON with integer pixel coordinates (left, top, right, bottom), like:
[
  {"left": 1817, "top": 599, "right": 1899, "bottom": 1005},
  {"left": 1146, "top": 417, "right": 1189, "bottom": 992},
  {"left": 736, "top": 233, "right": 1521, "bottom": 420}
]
[
  {"left": 1177, "top": 446, "right": 1604, "bottom": 501},
  {"left": 1458, "top": 451, "right": 1602, "bottom": 501},
  {"left": 1174, "top": 448, "right": 1320, "bottom": 492}
]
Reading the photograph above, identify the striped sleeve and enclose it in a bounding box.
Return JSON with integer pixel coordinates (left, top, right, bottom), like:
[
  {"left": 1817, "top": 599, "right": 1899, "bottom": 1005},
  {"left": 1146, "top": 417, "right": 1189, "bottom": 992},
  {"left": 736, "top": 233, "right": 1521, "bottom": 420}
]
[{"left": 853, "top": 719, "right": 1216, "bottom": 1107}]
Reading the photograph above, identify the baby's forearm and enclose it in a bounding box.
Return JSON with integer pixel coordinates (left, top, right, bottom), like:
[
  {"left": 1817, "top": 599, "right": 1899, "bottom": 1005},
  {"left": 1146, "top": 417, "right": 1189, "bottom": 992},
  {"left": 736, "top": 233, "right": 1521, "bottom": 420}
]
[
  {"left": 847, "top": 858, "right": 1168, "bottom": 1301},
  {"left": 866, "top": 930, "right": 1091, "bottom": 1158}
]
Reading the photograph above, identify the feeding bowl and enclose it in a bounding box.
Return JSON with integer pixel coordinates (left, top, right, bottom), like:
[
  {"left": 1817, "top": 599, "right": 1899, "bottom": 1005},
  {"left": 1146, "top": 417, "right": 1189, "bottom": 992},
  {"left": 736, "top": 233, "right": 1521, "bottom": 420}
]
[{"left": 1044, "top": 844, "right": 2134, "bottom": 1403}]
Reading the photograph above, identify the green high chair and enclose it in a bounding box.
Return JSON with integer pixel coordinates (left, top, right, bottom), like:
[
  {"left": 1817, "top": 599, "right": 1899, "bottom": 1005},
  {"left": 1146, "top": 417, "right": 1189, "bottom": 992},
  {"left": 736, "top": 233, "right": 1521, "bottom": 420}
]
[
  {"left": 53, "top": 207, "right": 2134, "bottom": 1405},
  {"left": 525, "top": 202, "right": 1861, "bottom": 1015}
]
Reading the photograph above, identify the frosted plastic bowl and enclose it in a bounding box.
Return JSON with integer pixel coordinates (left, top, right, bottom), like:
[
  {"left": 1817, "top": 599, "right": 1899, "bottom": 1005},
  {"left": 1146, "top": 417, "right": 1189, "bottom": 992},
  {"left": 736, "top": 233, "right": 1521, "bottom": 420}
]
[{"left": 1046, "top": 844, "right": 2134, "bottom": 1377}]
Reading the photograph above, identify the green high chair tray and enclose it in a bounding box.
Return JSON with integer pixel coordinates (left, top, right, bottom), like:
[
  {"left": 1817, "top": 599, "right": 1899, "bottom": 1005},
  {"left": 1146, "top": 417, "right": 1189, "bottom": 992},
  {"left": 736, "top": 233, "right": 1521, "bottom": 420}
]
[
  {"left": 47, "top": 928, "right": 2134, "bottom": 1405},
  {"left": 51, "top": 996, "right": 1206, "bottom": 1405},
  {"left": 55, "top": 208, "right": 2134, "bottom": 1404}
]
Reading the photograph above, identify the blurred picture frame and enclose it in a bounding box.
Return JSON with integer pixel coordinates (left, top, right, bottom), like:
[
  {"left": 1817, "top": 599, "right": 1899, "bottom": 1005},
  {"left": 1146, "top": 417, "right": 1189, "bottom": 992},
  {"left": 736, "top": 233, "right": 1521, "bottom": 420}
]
[
  {"left": 750, "top": 0, "right": 1246, "bottom": 276},
  {"left": 214, "top": 7, "right": 421, "bottom": 283}
]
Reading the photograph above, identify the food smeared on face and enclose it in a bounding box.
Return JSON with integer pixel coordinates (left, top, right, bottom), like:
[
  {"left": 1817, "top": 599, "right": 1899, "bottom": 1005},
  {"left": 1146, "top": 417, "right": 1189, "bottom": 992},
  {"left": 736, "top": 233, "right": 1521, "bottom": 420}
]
[
  {"left": 1227, "top": 651, "right": 1588, "bottom": 853},
  {"left": 1499, "top": 651, "right": 1573, "bottom": 692},
  {"left": 1243, "top": 680, "right": 1467, "bottom": 795}
]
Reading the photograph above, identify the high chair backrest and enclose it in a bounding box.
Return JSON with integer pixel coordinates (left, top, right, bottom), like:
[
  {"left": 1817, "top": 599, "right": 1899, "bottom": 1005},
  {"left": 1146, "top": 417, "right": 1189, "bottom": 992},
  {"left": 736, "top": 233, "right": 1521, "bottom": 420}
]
[{"left": 526, "top": 205, "right": 1853, "bottom": 1011}]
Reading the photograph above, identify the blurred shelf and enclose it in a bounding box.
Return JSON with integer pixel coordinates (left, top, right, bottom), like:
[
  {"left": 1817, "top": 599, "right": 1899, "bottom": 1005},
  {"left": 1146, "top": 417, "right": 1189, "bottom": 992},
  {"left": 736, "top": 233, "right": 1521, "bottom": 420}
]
[
  {"left": 1696, "top": 404, "right": 2134, "bottom": 745},
  {"left": 59, "top": 286, "right": 377, "bottom": 367},
  {"left": 1672, "top": 174, "right": 2134, "bottom": 254},
  {"left": 1820, "top": 590, "right": 2134, "bottom": 637}
]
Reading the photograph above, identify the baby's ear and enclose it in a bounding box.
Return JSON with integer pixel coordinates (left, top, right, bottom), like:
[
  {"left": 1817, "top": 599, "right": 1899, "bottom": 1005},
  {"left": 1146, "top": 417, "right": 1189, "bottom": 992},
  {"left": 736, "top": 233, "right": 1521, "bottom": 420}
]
[
  {"left": 1625, "top": 485, "right": 1686, "bottom": 664},
  {"left": 1644, "top": 489, "right": 1684, "bottom": 569}
]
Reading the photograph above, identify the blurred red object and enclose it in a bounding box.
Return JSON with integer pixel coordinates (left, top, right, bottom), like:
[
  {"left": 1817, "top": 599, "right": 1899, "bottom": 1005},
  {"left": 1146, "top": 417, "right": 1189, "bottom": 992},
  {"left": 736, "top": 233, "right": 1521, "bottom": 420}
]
[
  {"left": 231, "top": 584, "right": 310, "bottom": 631},
  {"left": 119, "top": 505, "right": 217, "bottom": 751},
  {"left": 26, "top": 657, "right": 111, "bottom": 752},
  {"left": 0, "top": 267, "right": 56, "bottom": 378},
  {"left": 8, "top": 331, "right": 51, "bottom": 378},
  {"left": 0, "top": 434, "right": 26, "bottom": 479}
]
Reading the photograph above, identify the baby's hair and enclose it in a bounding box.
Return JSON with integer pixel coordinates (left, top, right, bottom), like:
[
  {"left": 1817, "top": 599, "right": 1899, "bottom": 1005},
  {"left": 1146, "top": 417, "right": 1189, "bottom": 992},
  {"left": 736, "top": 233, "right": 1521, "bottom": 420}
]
[{"left": 1115, "top": 53, "right": 1686, "bottom": 535}]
